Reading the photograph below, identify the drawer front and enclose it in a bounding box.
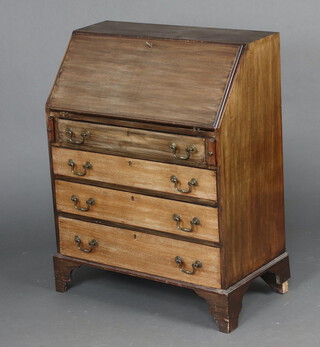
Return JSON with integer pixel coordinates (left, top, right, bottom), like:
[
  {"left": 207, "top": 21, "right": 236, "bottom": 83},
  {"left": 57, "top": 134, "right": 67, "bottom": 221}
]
[
  {"left": 52, "top": 147, "right": 217, "bottom": 201},
  {"left": 55, "top": 119, "right": 210, "bottom": 167},
  {"left": 55, "top": 180, "right": 219, "bottom": 243},
  {"left": 58, "top": 217, "right": 221, "bottom": 288}
]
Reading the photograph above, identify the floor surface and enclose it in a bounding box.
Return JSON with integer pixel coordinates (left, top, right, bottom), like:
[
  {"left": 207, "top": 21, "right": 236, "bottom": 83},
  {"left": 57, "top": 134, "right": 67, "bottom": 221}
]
[{"left": 0, "top": 228, "right": 319, "bottom": 347}]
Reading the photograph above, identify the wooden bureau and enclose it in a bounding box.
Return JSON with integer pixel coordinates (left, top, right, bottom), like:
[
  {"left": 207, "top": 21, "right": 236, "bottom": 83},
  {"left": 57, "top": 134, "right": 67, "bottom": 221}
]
[{"left": 46, "top": 21, "right": 290, "bottom": 333}]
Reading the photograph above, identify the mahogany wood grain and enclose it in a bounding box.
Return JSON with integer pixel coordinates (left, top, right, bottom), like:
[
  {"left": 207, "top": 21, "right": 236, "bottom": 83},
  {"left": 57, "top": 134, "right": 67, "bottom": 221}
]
[
  {"left": 76, "top": 20, "right": 275, "bottom": 45},
  {"left": 53, "top": 252, "right": 288, "bottom": 294},
  {"left": 261, "top": 255, "right": 290, "bottom": 294},
  {"left": 58, "top": 212, "right": 219, "bottom": 247},
  {"left": 195, "top": 252, "right": 290, "bottom": 332},
  {"left": 195, "top": 283, "right": 250, "bottom": 333},
  {"left": 55, "top": 119, "right": 209, "bottom": 168},
  {"left": 47, "top": 21, "right": 290, "bottom": 333},
  {"left": 56, "top": 177, "right": 217, "bottom": 208},
  {"left": 53, "top": 251, "right": 289, "bottom": 333},
  {"left": 47, "top": 34, "right": 240, "bottom": 129},
  {"left": 52, "top": 147, "right": 217, "bottom": 201},
  {"left": 217, "top": 33, "right": 286, "bottom": 287},
  {"left": 55, "top": 180, "right": 219, "bottom": 242},
  {"left": 46, "top": 110, "right": 61, "bottom": 251},
  {"left": 53, "top": 254, "right": 82, "bottom": 292},
  {"left": 47, "top": 116, "right": 55, "bottom": 142},
  {"left": 58, "top": 217, "right": 221, "bottom": 288},
  {"left": 49, "top": 111, "right": 216, "bottom": 137}
]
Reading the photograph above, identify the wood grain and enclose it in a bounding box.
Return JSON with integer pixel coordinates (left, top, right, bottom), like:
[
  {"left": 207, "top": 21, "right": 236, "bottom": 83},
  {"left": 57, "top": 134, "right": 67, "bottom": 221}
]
[
  {"left": 46, "top": 21, "right": 291, "bottom": 333},
  {"left": 217, "top": 33, "right": 286, "bottom": 287},
  {"left": 53, "top": 252, "right": 289, "bottom": 332},
  {"left": 55, "top": 119, "right": 208, "bottom": 168},
  {"left": 50, "top": 111, "right": 216, "bottom": 137},
  {"left": 261, "top": 255, "right": 290, "bottom": 294},
  {"left": 76, "top": 20, "right": 275, "bottom": 45},
  {"left": 195, "top": 283, "right": 250, "bottom": 333},
  {"left": 58, "top": 217, "right": 221, "bottom": 288},
  {"left": 53, "top": 254, "right": 82, "bottom": 292},
  {"left": 47, "top": 34, "right": 240, "bottom": 129},
  {"left": 55, "top": 180, "right": 219, "bottom": 242},
  {"left": 52, "top": 147, "right": 217, "bottom": 201}
]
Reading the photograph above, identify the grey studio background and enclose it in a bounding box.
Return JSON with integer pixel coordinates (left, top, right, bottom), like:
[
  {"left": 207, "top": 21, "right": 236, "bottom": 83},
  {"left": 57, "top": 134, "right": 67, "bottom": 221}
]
[{"left": 0, "top": 1, "right": 319, "bottom": 346}]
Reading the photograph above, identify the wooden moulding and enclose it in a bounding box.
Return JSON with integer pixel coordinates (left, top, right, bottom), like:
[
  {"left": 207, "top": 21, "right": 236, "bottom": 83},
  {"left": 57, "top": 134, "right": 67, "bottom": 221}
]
[{"left": 53, "top": 252, "right": 290, "bottom": 333}]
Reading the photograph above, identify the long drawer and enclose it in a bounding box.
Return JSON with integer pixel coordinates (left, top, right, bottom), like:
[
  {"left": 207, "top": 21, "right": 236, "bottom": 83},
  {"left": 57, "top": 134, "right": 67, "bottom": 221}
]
[
  {"left": 54, "top": 119, "right": 212, "bottom": 168},
  {"left": 58, "top": 217, "right": 221, "bottom": 288},
  {"left": 55, "top": 180, "right": 219, "bottom": 243},
  {"left": 52, "top": 147, "right": 217, "bottom": 201}
]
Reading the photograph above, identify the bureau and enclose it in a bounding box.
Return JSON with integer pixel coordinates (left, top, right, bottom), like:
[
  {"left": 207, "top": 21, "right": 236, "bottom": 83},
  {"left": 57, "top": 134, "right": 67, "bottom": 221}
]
[{"left": 46, "top": 20, "right": 290, "bottom": 333}]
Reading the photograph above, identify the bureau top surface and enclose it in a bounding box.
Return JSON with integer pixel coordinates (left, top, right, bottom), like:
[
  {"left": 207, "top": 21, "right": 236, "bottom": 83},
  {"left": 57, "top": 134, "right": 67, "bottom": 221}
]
[
  {"left": 76, "top": 20, "right": 275, "bottom": 44},
  {"left": 47, "top": 21, "right": 275, "bottom": 130}
]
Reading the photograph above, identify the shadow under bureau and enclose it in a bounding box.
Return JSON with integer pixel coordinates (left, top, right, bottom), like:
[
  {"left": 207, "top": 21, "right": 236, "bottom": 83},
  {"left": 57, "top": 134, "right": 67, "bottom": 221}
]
[{"left": 46, "top": 20, "right": 290, "bottom": 333}]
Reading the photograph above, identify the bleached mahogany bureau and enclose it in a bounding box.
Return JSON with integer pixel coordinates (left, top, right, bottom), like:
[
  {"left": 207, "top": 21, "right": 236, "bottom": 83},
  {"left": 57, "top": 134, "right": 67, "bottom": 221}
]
[{"left": 46, "top": 20, "right": 290, "bottom": 333}]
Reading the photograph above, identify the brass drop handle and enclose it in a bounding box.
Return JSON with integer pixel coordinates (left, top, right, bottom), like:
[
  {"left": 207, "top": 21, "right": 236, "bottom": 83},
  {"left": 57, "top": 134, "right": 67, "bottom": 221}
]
[
  {"left": 173, "top": 214, "right": 200, "bottom": 232},
  {"left": 169, "top": 143, "right": 196, "bottom": 160},
  {"left": 68, "top": 159, "right": 92, "bottom": 176},
  {"left": 175, "top": 256, "right": 202, "bottom": 275},
  {"left": 66, "top": 128, "right": 89, "bottom": 145},
  {"left": 170, "top": 175, "right": 198, "bottom": 193},
  {"left": 74, "top": 235, "right": 98, "bottom": 253},
  {"left": 71, "top": 195, "right": 95, "bottom": 212}
]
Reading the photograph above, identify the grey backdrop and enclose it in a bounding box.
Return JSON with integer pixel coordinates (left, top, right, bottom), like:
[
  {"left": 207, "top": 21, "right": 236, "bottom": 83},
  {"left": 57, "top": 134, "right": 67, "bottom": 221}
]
[{"left": 0, "top": 1, "right": 319, "bottom": 346}]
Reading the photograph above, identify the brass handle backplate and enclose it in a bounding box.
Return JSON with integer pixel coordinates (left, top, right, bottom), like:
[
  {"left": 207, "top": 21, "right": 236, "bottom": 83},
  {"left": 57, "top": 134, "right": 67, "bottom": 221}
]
[
  {"left": 66, "top": 128, "right": 89, "bottom": 145},
  {"left": 169, "top": 143, "right": 196, "bottom": 160},
  {"left": 71, "top": 195, "right": 95, "bottom": 212},
  {"left": 175, "top": 256, "right": 202, "bottom": 275},
  {"left": 170, "top": 175, "right": 198, "bottom": 193},
  {"left": 173, "top": 214, "right": 200, "bottom": 232},
  {"left": 74, "top": 235, "right": 98, "bottom": 253},
  {"left": 68, "top": 159, "right": 92, "bottom": 176}
]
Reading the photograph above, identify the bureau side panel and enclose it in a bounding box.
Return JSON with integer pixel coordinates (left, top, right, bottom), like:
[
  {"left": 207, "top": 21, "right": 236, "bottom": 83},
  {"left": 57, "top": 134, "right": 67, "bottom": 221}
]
[{"left": 217, "top": 34, "right": 286, "bottom": 288}]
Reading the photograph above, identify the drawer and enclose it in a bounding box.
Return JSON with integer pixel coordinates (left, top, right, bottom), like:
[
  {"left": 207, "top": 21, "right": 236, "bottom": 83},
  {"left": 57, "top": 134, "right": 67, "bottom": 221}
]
[
  {"left": 52, "top": 147, "right": 217, "bottom": 201},
  {"left": 55, "top": 180, "right": 219, "bottom": 243},
  {"left": 54, "top": 119, "right": 212, "bottom": 168},
  {"left": 58, "top": 217, "right": 221, "bottom": 288}
]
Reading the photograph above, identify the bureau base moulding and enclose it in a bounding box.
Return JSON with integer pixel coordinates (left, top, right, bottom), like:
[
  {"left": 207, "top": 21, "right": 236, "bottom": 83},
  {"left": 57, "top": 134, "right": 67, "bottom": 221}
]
[{"left": 53, "top": 252, "right": 290, "bottom": 333}]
